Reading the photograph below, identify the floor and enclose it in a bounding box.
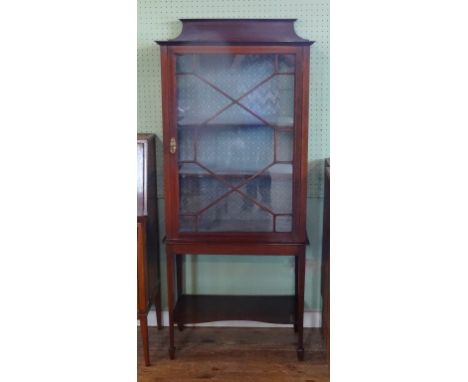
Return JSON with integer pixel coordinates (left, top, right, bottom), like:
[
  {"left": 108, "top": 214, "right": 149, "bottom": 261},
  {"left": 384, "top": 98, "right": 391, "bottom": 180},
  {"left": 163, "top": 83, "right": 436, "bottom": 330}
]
[{"left": 137, "top": 327, "right": 329, "bottom": 382}]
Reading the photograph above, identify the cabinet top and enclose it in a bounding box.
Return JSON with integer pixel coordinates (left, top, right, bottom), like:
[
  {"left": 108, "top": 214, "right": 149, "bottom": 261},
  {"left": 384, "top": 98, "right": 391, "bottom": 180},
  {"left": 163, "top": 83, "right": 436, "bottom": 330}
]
[
  {"left": 137, "top": 133, "right": 155, "bottom": 142},
  {"left": 156, "top": 19, "right": 314, "bottom": 46}
]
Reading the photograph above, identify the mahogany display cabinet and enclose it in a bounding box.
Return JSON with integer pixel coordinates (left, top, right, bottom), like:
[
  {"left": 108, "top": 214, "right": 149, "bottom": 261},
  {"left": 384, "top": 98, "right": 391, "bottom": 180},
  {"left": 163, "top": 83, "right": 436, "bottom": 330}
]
[{"left": 156, "top": 19, "right": 314, "bottom": 360}]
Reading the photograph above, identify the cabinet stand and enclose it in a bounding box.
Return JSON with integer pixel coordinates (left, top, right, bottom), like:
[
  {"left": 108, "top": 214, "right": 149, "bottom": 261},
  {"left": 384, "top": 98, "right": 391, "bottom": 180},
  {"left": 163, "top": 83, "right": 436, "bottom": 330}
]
[{"left": 165, "top": 241, "right": 306, "bottom": 361}]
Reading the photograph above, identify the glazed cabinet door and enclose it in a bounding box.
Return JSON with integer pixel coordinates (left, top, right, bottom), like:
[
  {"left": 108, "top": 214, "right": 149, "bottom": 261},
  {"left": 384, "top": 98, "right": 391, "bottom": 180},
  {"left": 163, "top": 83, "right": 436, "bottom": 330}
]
[{"left": 164, "top": 47, "right": 306, "bottom": 240}]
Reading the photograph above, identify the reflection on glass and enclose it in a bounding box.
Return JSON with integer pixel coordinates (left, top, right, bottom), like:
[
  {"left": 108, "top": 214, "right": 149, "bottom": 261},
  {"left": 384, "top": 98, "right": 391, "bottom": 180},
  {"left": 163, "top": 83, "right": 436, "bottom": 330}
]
[{"left": 176, "top": 53, "right": 296, "bottom": 233}]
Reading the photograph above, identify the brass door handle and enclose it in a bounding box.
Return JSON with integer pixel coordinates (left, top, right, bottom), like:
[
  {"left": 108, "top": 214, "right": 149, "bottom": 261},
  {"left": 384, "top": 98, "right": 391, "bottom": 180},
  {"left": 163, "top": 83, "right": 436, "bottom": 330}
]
[{"left": 169, "top": 137, "right": 177, "bottom": 154}]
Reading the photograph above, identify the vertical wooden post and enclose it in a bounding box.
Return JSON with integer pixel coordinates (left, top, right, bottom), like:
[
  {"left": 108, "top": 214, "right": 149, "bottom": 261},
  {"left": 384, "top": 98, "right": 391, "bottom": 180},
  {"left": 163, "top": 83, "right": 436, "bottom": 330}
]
[
  {"left": 140, "top": 316, "right": 150, "bottom": 366},
  {"left": 137, "top": 218, "right": 151, "bottom": 366},
  {"left": 294, "top": 256, "right": 299, "bottom": 333},
  {"left": 166, "top": 247, "right": 176, "bottom": 359},
  {"left": 297, "top": 247, "right": 306, "bottom": 361}
]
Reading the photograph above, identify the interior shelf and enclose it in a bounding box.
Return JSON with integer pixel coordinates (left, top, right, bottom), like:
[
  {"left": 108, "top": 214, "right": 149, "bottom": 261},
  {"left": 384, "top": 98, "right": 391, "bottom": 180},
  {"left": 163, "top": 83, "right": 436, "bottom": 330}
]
[
  {"left": 173, "top": 294, "right": 296, "bottom": 325},
  {"left": 178, "top": 119, "right": 294, "bottom": 129},
  {"left": 178, "top": 163, "right": 292, "bottom": 176}
]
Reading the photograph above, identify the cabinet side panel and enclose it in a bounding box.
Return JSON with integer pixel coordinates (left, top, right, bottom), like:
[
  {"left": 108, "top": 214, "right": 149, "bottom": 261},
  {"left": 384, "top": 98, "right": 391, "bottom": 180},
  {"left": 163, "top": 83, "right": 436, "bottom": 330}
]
[
  {"left": 297, "top": 46, "right": 310, "bottom": 241},
  {"left": 137, "top": 221, "right": 148, "bottom": 314},
  {"left": 291, "top": 47, "right": 303, "bottom": 240},
  {"left": 146, "top": 136, "right": 159, "bottom": 297}
]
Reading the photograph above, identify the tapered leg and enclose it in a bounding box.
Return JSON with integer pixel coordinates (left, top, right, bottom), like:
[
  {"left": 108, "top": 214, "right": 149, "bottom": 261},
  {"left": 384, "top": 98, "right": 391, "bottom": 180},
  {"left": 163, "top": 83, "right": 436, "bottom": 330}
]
[
  {"left": 294, "top": 256, "right": 299, "bottom": 333},
  {"left": 297, "top": 248, "right": 306, "bottom": 361},
  {"left": 176, "top": 255, "right": 185, "bottom": 331},
  {"left": 154, "top": 241, "right": 163, "bottom": 330},
  {"left": 166, "top": 249, "right": 176, "bottom": 359},
  {"left": 140, "top": 316, "right": 150, "bottom": 366}
]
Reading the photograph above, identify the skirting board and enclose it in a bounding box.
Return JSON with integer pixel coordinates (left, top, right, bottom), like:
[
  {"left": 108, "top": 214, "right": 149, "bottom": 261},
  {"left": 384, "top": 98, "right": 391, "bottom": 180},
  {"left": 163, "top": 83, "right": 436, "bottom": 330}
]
[{"left": 139, "top": 309, "right": 322, "bottom": 328}]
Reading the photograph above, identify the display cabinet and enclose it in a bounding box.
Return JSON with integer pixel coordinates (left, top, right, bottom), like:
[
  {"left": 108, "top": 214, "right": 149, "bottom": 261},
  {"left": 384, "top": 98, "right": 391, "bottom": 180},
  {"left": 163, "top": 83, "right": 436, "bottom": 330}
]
[{"left": 157, "top": 19, "right": 313, "bottom": 360}]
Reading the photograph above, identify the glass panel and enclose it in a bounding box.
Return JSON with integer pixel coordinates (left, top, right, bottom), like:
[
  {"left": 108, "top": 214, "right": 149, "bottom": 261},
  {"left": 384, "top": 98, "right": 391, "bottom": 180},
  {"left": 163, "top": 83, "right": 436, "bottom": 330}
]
[
  {"left": 176, "top": 53, "right": 296, "bottom": 233},
  {"left": 208, "top": 103, "right": 264, "bottom": 125},
  {"left": 177, "top": 75, "right": 231, "bottom": 126},
  {"left": 180, "top": 215, "right": 196, "bottom": 232},
  {"left": 198, "top": 192, "right": 273, "bottom": 232},
  {"left": 278, "top": 54, "right": 295, "bottom": 73},
  {"left": 196, "top": 54, "right": 275, "bottom": 99},
  {"left": 240, "top": 75, "right": 295, "bottom": 127},
  {"left": 276, "top": 215, "right": 292, "bottom": 232},
  {"left": 178, "top": 126, "right": 195, "bottom": 161},
  {"left": 179, "top": 163, "right": 230, "bottom": 214},
  {"left": 197, "top": 123, "right": 273, "bottom": 184},
  {"left": 176, "top": 54, "right": 195, "bottom": 73},
  {"left": 238, "top": 164, "right": 293, "bottom": 214},
  {"left": 276, "top": 130, "right": 294, "bottom": 162}
]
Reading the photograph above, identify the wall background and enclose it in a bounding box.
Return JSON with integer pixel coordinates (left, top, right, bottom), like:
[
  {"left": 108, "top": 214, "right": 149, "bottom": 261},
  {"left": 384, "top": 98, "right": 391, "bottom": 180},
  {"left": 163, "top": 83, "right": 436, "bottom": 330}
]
[{"left": 138, "top": 0, "right": 329, "bottom": 315}]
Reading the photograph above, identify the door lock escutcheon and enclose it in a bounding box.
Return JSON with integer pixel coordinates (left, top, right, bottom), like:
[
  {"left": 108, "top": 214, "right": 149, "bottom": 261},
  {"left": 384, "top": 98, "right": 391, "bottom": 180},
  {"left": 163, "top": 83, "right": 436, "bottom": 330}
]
[{"left": 169, "top": 137, "right": 177, "bottom": 154}]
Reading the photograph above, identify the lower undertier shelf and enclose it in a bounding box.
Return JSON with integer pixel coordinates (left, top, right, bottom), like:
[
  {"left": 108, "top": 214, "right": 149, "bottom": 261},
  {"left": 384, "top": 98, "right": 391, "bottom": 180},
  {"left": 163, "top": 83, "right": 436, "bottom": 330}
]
[{"left": 173, "top": 294, "right": 296, "bottom": 325}]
